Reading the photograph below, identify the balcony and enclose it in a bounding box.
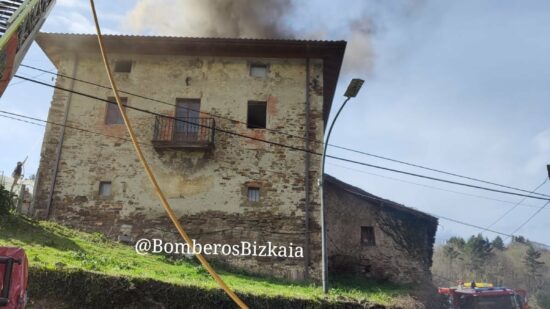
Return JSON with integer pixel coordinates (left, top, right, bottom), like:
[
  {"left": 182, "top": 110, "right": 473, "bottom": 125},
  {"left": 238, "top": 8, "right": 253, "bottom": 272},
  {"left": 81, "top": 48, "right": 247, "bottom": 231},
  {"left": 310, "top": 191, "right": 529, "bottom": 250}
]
[{"left": 152, "top": 116, "right": 215, "bottom": 149}]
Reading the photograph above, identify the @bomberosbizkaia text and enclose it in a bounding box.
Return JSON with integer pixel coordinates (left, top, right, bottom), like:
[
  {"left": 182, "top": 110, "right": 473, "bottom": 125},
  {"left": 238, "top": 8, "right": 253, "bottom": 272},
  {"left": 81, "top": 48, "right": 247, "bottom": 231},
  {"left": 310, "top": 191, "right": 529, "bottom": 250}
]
[{"left": 135, "top": 238, "right": 304, "bottom": 258}]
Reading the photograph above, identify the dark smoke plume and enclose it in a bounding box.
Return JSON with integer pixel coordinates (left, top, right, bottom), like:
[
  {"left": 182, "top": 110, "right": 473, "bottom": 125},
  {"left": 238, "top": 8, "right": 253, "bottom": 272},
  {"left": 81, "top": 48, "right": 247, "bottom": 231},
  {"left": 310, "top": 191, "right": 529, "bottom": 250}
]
[{"left": 125, "top": 0, "right": 294, "bottom": 38}]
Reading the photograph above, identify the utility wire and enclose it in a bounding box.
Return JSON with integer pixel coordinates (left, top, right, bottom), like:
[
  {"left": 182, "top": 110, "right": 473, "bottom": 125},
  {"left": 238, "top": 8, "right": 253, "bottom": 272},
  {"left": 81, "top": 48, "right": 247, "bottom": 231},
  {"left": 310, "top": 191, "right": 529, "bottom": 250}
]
[
  {"left": 327, "top": 162, "right": 546, "bottom": 210},
  {"left": 334, "top": 185, "right": 516, "bottom": 238},
  {"left": 20, "top": 63, "right": 550, "bottom": 199},
  {"left": 2, "top": 111, "right": 548, "bottom": 245},
  {"left": 12, "top": 74, "right": 550, "bottom": 202},
  {"left": 5, "top": 109, "right": 541, "bottom": 210},
  {"left": 339, "top": 182, "right": 550, "bottom": 248},
  {"left": 0, "top": 111, "right": 294, "bottom": 178},
  {"left": 482, "top": 179, "right": 548, "bottom": 233},
  {"left": 506, "top": 200, "right": 550, "bottom": 240},
  {"left": 327, "top": 154, "right": 550, "bottom": 202}
]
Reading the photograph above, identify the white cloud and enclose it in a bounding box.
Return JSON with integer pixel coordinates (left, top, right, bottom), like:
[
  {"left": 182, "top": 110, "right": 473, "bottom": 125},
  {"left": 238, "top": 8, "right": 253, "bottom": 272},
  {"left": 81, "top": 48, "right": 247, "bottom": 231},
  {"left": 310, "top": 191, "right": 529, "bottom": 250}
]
[
  {"left": 47, "top": 11, "right": 119, "bottom": 34},
  {"left": 56, "top": 0, "right": 89, "bottom": 10}
]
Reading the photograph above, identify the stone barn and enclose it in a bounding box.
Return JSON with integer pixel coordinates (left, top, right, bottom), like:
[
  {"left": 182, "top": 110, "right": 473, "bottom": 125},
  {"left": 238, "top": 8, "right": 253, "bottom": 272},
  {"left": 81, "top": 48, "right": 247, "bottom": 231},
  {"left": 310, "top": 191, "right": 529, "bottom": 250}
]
[
  {"left": 325, "top": 175, "right": 438, "bottom": 284},
  {"left": 31, "top": 32, "right": 437, "bottom": 284}
]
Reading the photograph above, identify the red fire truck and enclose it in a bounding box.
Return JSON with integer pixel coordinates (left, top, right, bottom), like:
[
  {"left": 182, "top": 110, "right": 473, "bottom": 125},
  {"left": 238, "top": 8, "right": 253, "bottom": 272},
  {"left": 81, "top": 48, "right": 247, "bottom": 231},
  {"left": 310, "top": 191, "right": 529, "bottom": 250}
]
[
  {"left": 0, "top": 247, "right": 28, "bottom": 309},
  {"left": 438, "top": 282, "right": 529, "bottom": 309}
]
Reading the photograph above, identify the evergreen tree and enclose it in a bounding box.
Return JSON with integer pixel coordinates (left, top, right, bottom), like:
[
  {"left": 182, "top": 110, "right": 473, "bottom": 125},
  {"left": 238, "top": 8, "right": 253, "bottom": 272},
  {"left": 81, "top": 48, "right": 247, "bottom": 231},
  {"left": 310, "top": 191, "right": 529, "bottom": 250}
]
[
  {"left": 443, "top": 237, "right": 465, "bottom": 278},
  {"left": 523, "top": 245, "right": 545, "bottom": 292},
  {"left": 463, "top": 234, "right": 493, "bottom": 280},
  {"left": 492, "top": 236, "right": 505, "bottom": 250}
]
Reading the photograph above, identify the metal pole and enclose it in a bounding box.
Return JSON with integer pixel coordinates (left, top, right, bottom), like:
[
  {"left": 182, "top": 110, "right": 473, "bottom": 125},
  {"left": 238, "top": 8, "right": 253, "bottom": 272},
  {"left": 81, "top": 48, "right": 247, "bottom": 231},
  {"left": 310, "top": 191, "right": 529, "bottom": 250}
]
[{"left": 320, "top": 96, "right": 352, "bottom": 294}]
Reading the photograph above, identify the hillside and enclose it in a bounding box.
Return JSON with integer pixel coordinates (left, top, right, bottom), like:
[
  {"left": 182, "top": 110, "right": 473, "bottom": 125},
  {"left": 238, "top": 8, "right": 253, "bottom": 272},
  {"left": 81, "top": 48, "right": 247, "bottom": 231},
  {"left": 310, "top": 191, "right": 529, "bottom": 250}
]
[{"left": 0, "top": 214, "right": 428, "bottom": 308}]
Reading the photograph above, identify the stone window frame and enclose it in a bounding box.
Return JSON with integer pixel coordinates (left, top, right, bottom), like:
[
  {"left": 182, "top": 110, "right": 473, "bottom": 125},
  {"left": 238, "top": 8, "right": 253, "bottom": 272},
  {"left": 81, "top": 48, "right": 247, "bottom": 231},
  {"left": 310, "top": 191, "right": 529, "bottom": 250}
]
[
  {"left": 114, "top": 60, "right": 133, "bottom": 73},
  {"left": 243, "top": 181, "right": 264, "bottom": 206},
  {"left": 247, "top": 187, "right": 260, "bottom": 202},
  {"left": 360, "top": 226, "right": 376, "bottom": 246},
  {"left": 104, "top": 97, "right": 128, "bottom": 125},
  {"left": 249, "top": 62, "right": 269, "bottom": 78},
  {"left": 98, "top": 181, "right": 112, "bottom": 199}
]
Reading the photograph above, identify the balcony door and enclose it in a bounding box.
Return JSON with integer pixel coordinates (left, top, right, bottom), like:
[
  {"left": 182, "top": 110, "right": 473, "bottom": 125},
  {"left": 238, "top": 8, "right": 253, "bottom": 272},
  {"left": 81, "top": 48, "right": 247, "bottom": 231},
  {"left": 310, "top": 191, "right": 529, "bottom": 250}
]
[{"left": 175, "top": 99, "right": 200, "bottom": 142}]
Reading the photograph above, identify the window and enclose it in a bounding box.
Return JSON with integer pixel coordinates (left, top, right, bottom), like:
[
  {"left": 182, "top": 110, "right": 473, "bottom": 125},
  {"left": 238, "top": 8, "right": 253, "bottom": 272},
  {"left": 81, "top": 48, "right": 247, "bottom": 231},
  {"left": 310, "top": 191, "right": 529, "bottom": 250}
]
[
  {"left": 114, "top": 60, "right": 132, "bottom": 73},
  {"left": 247, "top": 187, "right": 260, "bottom": 202},
  {"left": 105, "top": 97, "right": 127, "bottom": 124},
  {"left": 99, "top": 181, "right": 112, "bottom": 197},
  {"left": 247, "top": 101, "right": 267, "bottom": 129},
  {"left": 250, "top": 63, "right": 267, "bottom": 77},
  {"left": 361, "top": 226, "right": 376, "bottom": 246}
]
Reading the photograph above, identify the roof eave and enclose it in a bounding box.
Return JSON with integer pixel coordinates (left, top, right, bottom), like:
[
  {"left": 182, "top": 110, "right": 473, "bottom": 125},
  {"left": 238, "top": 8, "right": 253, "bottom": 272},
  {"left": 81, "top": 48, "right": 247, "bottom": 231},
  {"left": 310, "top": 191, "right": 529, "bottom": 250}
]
[{"left": 35, "top": 33, "right": 346, "bottom": 125}]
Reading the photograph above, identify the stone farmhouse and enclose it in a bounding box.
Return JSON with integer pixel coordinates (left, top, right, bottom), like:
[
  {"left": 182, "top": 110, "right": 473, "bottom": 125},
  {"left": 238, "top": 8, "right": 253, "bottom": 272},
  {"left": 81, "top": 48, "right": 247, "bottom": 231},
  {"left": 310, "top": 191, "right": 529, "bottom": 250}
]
[{"left": 32, "top": 33, "right": 437, "bottom": 284}]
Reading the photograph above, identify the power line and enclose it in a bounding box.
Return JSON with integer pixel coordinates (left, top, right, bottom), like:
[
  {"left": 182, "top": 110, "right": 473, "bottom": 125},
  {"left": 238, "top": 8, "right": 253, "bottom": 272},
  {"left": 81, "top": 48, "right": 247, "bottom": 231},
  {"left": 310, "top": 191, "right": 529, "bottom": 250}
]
[
  {"left": 0, "top": 111, "right": 296, "bottom": 179},
  {"left": 12, "top": 74, "right": 550, "bottom": 202},
  {"left": 4, "top": 108, "right": 545, "bottom": 211},
  {"left": 0, "top": 110, "right": 545, "bottom": 243},
  {"left": 328, "top": 162, "right": 546, "bottom": 210},
  {"left": 334, "top": 184, "right": 516, "bottom": 238},
  {"left": 327, "top": 154, "right": 550, "bottom": 201},
  {"left": 482, "top": 179, "right": 548, "bottom": 233},
  {"left": 507, "top": 200, "right": 550, "bottom": 239},
  {"left": 20, "top": 63, "right": 550, "bottom": 199}
]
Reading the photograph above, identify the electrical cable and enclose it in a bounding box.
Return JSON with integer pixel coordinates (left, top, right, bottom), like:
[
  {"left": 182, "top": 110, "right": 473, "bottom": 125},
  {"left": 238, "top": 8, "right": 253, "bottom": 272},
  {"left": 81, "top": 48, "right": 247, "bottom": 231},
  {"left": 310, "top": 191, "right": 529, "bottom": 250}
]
[
  {"left": 333, "top": 183, "right": 522, "bottom": 239},
  {"left": 20, "top": 62, "right": 550, "bottom": 199},
  {"left": 2, "top": 111, "right": 549, "bottom": 246},
  {"left": 327, "top": 162, "right": 546, "bottom": 210},
  {"left": 506, "top": 200, "right": 550, "bottom": 240},
  {"left": 0, "top": 111, "right": 295, "bottom": 178},
  {"left": 10, "top": 74, "right": 550, "bottom": 203},
  {"left": 482, "top": 179, "right": 548, "bottom": 233},
  {"left": 0, "top": 110, "right": 548, "bottom": 243}
]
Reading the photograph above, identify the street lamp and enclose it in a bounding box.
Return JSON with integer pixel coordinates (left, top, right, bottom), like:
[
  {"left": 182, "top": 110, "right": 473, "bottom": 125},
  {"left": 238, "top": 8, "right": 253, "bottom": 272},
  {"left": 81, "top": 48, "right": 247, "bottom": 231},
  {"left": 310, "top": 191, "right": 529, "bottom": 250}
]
[{"left": 320, "top": 78, "right": 364, "bottom": 294}]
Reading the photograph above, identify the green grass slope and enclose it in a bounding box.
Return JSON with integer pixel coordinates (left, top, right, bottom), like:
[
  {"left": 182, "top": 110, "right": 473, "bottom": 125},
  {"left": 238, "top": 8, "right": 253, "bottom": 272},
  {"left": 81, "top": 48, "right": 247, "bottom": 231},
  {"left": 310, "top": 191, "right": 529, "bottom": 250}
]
[{"left": 0, "top": 215, "right": 417, "bottom": 308}]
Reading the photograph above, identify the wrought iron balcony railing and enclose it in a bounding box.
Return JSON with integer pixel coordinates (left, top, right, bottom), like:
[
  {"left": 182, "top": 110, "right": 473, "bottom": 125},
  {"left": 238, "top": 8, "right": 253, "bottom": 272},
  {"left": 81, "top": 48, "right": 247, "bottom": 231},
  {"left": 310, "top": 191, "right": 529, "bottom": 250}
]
[{"left": 152, "top": 116, "right": 215, "bottom": 149}]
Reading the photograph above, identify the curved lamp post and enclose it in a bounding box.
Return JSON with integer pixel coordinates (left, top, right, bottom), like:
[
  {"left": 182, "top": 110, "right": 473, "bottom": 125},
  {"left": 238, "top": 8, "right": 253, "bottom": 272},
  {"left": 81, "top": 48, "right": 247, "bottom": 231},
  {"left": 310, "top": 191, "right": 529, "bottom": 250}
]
[{"left": 320, "top": 78, "right": 364, "bottom": 294}]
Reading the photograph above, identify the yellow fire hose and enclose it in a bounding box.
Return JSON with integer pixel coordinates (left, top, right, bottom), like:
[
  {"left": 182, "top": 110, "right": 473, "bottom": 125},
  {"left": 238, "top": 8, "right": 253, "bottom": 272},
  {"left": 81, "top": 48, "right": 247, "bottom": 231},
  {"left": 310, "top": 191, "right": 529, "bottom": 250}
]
[{"left": 89, "top": 1, "right": 249, "bottom": 307}]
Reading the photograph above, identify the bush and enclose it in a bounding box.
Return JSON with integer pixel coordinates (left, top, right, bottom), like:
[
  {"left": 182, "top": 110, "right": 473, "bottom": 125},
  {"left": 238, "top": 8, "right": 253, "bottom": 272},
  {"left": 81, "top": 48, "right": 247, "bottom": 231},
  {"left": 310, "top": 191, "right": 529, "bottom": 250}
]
[
  {"left": 28, "top": 268, "right": 371, "bottom": 309},
  {"left": 0, "top": 184, "right": 16, "bottom": 216}
]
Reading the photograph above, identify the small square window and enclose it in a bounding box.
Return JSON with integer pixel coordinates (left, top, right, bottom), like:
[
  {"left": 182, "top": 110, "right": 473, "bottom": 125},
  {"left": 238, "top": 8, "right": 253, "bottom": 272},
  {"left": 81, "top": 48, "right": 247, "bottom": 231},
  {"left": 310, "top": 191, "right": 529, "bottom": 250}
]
[
  {"left": 361, "top": 226, "right": 376, "bottom": 246},
  {"left": 105, "top": 97, "right": 127, "bottom": 124},
  {"left": 114, "top": 60, "right": 132, "bottom": 73},
  {"left": 250, "top": 64, "right": 267, "bottom": 77},
  {"left": 247, "top": 101, "right": 267, "bottom": 129},
  {"left": 247, "top": 187, "right": 260, "bottom": 202},
  {"left": 99, "top": 181, "right": 112, "bottom": 197}
]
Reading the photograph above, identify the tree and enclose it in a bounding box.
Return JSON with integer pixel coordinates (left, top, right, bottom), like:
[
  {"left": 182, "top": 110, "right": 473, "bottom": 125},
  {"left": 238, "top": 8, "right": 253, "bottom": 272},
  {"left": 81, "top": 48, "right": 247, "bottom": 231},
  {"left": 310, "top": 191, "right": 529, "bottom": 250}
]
[
  {"left": 443, "top": 237, "right": 465, "bottom": 278},
  {"left": 523, "top": 245, "right": 545, "bottom": 293},
  {"left": 463, "top": 234, "right": 493, "bottom": 280},
  {"left": 492, "top": 236, "right": 505, "bottom": 250}
]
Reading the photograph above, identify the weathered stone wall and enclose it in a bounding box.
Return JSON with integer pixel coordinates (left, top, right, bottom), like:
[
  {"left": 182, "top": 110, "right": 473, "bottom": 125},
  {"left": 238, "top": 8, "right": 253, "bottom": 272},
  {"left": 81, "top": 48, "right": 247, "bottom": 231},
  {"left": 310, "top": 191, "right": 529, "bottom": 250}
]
[
  {"left": 325, "top": 179, "right": 437, "bottom": 284},
  {"left": 33, "top": 51, "right": 326, "bottom": 281}
]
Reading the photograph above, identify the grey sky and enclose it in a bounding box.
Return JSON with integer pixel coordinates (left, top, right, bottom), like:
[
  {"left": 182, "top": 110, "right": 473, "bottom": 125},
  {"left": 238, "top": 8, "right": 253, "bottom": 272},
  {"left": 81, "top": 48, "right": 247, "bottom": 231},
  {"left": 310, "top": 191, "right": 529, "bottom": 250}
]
[{"left": 1, "top": 0, "right": 549, "bottom": 244}]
